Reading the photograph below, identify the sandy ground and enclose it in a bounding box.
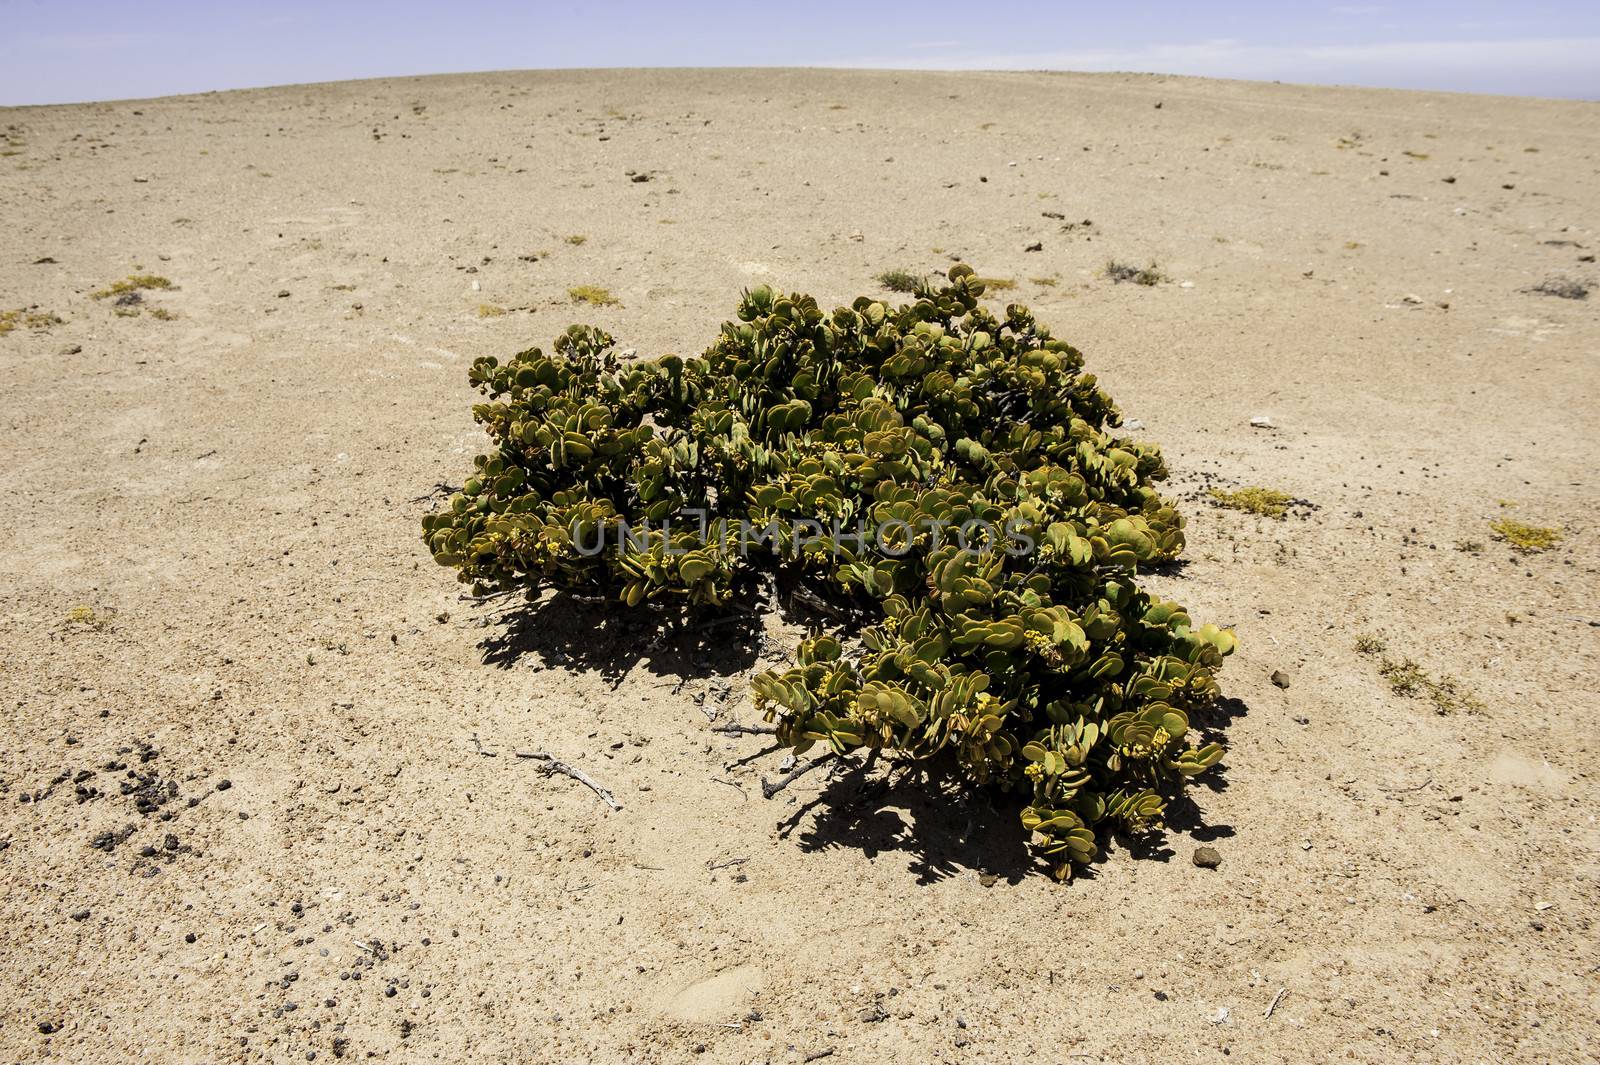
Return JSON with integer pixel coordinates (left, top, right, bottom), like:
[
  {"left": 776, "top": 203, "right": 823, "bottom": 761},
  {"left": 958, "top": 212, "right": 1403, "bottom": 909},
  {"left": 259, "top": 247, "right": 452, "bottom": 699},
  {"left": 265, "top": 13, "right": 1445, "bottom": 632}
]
[{"left": 1, "top": 68, "right": 1597, "bottom": 1063}]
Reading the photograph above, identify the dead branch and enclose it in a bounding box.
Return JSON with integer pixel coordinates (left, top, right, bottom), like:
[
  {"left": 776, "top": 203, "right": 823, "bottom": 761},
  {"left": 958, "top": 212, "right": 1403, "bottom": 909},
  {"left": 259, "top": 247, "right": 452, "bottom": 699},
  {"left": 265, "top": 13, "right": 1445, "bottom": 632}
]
[
  {"left": 409, "top": 481, "right": 458, "bottom": 503},
  {"left": 713, "top": 722, "right": 777, "bottom": 736},
  {"left": 710, "top": 776, "right": 748, "bottom": 800},
  {"left": 514, "top": 750, "right": 622, "bottom": 810},
  {"left": 761, "top": 753, "right": 835, "bottom": 799}
]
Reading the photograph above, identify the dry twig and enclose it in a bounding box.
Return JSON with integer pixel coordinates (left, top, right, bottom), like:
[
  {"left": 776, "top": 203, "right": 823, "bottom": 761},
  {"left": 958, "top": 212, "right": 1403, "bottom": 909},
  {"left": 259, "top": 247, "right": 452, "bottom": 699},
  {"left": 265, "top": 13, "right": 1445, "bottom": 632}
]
[
  {"left": 761, "top": 753, "right": 835, "bottom": 799},
  {"left": 713, "top": 722, "right": 776, "bottom": 736},
  {"left": 515, "top": 750, "right": 621, "bottom": 810}
]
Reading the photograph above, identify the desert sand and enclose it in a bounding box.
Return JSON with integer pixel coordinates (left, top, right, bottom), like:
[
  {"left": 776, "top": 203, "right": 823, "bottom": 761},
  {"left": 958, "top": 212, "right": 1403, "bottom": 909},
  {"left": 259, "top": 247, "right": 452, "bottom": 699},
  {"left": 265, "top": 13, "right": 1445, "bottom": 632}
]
[{"left": 1, "top": 68, "right": 1596, "bottom": 1063}]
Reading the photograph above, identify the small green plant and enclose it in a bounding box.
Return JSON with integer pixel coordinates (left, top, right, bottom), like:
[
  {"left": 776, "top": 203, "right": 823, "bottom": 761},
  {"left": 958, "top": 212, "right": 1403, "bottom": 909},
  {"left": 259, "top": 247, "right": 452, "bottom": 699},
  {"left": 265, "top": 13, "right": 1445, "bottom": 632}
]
[
  {"left": 565, "top": 235, "right": 588, "bottom": 246},
  {"left": 1378, "top": 656, "right": 1427, "bottom": 696},
  {"left": 1425, "top": 674, "right": 1486, "bottom": 715},
  {"left": 1354, "top": 634, "right": 1386, "bottom": 655},
  {"left": 91, "top": 274, "right": 172, "bottom": 300},
  {"left": 875, "top": 269, "right": 923, "bottom": 294},
  {"left": 1489, "top": 518, "right": 1562, "bottom": 553},
  {"left": 568, "top": 285, "right": 618, "bottom": 307},
  {"left": 0, "top": 309, "right": 62, "bottom": 335},
  {"left": 148, "top": 307, "right": 178, "bottom": 321},
  {"left": 1105, "top": 260, "right": 1165, "bottom": 286},
  {"left": 1209, "top": 486, "right": 1293, "bottom": 519},
  {"left": 1376, "top": 655, "right": 1483, "bottom": 713},
  {"left": 64, "top": 605, "right": 110, "bottom": 631},
  {"left": 424, "top": 265, "right": 1232, "bottom": 880}
]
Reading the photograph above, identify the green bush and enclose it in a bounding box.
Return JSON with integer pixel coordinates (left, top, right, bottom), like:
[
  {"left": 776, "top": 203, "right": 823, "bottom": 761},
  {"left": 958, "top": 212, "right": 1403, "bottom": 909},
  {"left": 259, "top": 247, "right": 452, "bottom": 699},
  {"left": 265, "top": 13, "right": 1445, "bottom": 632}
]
[{"left": 424, "top": 265, "right": 1231, "bottom": 879}]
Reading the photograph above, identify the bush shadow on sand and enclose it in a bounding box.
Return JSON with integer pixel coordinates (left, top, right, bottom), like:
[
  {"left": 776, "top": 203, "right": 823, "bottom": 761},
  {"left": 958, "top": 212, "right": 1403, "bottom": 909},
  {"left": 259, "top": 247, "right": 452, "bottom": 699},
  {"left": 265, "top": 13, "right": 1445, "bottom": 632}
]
[
  {"left": 769, "top": 693, "right": 1245, "bottom": 884},
  {"left": 476, "top": 588, "right": 1246, "bottom": 882}
]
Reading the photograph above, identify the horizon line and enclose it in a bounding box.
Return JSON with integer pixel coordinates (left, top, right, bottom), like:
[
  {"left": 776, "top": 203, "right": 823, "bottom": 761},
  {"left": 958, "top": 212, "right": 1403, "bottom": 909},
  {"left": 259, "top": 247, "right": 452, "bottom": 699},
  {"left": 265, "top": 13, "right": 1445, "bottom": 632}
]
[{"left": 5, "top": 63, "right": 1597, "bottom": 110}]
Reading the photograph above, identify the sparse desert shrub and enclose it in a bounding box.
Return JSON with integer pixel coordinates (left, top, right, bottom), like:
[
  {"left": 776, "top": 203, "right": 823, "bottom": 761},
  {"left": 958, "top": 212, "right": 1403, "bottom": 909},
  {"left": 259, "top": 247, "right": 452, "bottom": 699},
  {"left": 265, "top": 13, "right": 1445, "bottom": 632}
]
[
  {"left": 874, "top": 268, "right": 924, "bottom": 294},
  {"left": 1377, "top": 655, "right": 1483, "bottom": 714},
  {"left": 64, "top": 604, "right": 111, "bottom": 631},
  {"left": 1489, "top": 518, "right": 1561, "bottom": 553},
  {"left": 1210, "top": 486, "right": 1293, "bottom": 519},
  {"left": 568, "top": 285, "right": 618, "bottom": 307},
  {"left": 0, "top": 308, "right": 63, "bottom": 335},
  {"left": 1377, "top": 656, "right": 1426, "bottom": 696},
  {"left": 1105, "top": 260, "right": 1165, "bottom": 286},
  {"left": 424, "top": 265, "right": 1231, "bottom": 879},
  {"left": 91, "top": 274, "right": 172, "bottom": 300},
  {"left": 1526, "top": 277, "right": 1589, "bottom": 301}
]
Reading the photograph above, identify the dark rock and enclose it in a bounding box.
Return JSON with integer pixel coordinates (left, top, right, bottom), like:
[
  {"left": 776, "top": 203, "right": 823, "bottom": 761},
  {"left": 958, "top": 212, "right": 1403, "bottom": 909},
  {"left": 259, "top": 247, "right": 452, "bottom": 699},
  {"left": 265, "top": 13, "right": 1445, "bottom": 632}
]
[{"left": 1193, "top": 846, "right": 1222, "bottom": 869}]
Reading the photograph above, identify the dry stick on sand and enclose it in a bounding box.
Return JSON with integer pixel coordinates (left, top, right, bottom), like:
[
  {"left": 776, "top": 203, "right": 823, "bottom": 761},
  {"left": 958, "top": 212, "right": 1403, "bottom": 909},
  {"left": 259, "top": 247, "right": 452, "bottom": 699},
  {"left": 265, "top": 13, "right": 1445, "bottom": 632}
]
[
  {"left": 1264, "top": 987, "right": 1289, "bottom": 1019},
  {"left": 761, "top": 753, "right": 836, "bottom": 799},
  {"left": 515, "top": 750, "right": 622, "bottom": 810},
  {"left": 713, "top": 722, "right": 777, "bottom": 736}
]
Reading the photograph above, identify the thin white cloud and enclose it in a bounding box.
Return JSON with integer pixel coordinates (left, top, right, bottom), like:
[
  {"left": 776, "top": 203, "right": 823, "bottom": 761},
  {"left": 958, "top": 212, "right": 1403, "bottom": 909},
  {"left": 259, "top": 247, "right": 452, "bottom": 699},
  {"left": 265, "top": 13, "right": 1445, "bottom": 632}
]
[{"left": 831, "top": 35, "right": 1600, "bottom": 96}]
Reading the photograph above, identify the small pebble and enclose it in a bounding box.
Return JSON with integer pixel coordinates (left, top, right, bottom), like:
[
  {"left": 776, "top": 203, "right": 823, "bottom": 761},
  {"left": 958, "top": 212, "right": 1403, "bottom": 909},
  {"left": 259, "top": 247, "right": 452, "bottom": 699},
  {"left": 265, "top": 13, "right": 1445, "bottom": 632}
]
[{"left": 1193, "top": 846, "right": 1222, "bottom": 869}]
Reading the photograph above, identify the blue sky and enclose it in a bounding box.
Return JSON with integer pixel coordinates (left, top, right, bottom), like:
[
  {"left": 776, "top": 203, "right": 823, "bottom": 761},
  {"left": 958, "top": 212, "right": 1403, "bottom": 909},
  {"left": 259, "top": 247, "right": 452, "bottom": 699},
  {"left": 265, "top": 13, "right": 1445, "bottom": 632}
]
[{"left": 2, "top": 1, "right": 1597, "bottom": 105}]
